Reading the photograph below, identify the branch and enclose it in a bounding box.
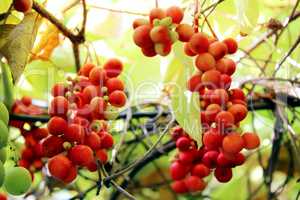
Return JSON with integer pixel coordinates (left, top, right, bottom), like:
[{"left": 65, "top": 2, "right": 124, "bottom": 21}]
[
  {"left": 273, "top": 34, "right": 300, "bottom": 75},
  {"left": 32, "top": 1, "right": 83, "bottom": 43}
]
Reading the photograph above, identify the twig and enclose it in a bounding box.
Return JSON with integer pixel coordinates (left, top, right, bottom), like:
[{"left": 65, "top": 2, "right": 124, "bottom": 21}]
[
  {"left": 79, "top": 0, "right": 87, "bottom": 37},
  {"left": 193, "top": 0, "right": 199, "bottom": 32},
  {"left": 32, "top": 1, "right": 83, "bottom": 43},
  {"left": 155, "top": 0, "right": 158, "bottom": 8},
  {"left": 86, "top": 4, "right": 148, "bottom": 16},
  {"left": 73, "top": 43, "right": 81, "bottom": 72},
  {"left": 101, "top": 165, "right": 136, "bottom": 200},
  {"left": 273, "top": 34, "right": 300, "bottom": 75},
  {"left": 103, "top": 117, "right": 175, "bottom": 183}
]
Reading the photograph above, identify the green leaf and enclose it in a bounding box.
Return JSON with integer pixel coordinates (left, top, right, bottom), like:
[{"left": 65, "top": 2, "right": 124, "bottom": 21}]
[
  {"left": 0, "top": 62, "right": 13, "bottom": 110},
  {"left": 235, "top": 0, "right": 260, "bottom": 35},
  {"left": 0, "top": 12, "right": 41, "bottom": 81},
  {"left": 170, "top": 43, "right": 202, "bottom": 147},
  {"left": 0, "top": 24, "right": 15, "bottom": 49},
  {"left": 0, "top": 0, "right": 12, "bottom": 14}
]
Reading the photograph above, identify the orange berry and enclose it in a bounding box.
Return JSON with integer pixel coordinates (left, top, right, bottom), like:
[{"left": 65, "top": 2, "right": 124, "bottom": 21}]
[
  {"left": 188, "top": 33, "right": 209, "bottom": 54},
  {"left": 242, "top": 132, "right": 260, "bottom": 150},
  {"left": 201, "top": 69, "right": 221, "bottom": 89},
  {"left": 132, "top": 18, "right": 149, "bottom": 29},
  {"left": 228, "top": 104, "right": 248, "bottom": 123},
  {"left": 149, "top": 8, "right": 166, "bottom": 24},
  {"left": 176, "top": 24, "right": 194, "bottom": 42},
  {"left": 216, "top": 58, "right": 236, "bottom": 76},
  {"left": 79, "top": 63, "right": 96, "bottom": 77},
  {"left": 222, "top": 133, "right": 244, "bottom": 154},
  {"left": 133, "top": 25, "right": 153, "bottom": 48},
  {"left": 223, "top": 38, "right": 238, "bottom": 54},
  {"left": 166, "top": 6, "right": 184, "bottom": 24},
  {"left": 208, "top": 41, "right": 228, "bottom": 60},
  {"left": 108, "top": 90, "right": 127, "bottom": 107},
  {"left": 195, "top": 53, "right": 216, "bottom": 72},
  {"left": 103, "top": 58, "right": 123, "bottom": 78}
]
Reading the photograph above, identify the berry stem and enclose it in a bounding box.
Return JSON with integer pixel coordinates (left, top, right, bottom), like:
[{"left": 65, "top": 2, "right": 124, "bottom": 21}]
[
  {"left": 194, "top": 0, "right": 199, "bottom": 32},
  {"left": 155, "top": 0, "right": 158, "bottom": 8}
]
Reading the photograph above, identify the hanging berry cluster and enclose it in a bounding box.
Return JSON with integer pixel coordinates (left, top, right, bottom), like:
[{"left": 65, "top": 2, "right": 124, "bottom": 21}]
[
  {"left": 169, "top": 36, "right": 261, "bottom": 193},
  {"left": 133, "top": 6, "right": 184, "bottom": 57},
  {"left": 43, "top": 58, "right": 127, "bottom": 184},
  {"left": 10, "top": 97, "right": 46, "bottom": 179}
]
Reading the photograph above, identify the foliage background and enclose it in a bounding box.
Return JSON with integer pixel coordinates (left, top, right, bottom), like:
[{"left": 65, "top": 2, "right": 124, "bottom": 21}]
[{"left": 0, "top": 0, "right": 300, "bottom": 199}]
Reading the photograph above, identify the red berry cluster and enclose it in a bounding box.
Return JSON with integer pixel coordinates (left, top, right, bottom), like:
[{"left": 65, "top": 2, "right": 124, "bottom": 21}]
[
  {"left": 10, "top": 97, "right": 46, "bottom": 178},
  {"left": 169, "top": 37, "right": 261, "bottom": 193},
  {"left": 133, "top": 6, "right": 185, "bottom": 57},
  {"left": 18, "top": 127, "right": 47, "bottom": 178},
  {"left": 10, "top": 96, "right": 45, "bottom": 129},
  {"left": 170, "top": 127, "right": 260, "bottom": 194},
  {"left": 44, "top": 58, "right": 127, "bottom": 184}
]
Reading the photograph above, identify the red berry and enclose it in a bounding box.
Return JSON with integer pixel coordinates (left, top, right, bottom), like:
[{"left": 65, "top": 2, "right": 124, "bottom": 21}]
[
  {"left": 178, "top": 150, "right": 196, "bottom": 164},
  {"left": 87, "top": 161, "right": 97, "bottom": 172},
  {"left": 229, "top": 89, "right": 246, "bottom": 102},
  {"left": 216, "top": 153, "right": 233, "bottom": 167},
  {"left": 99, "top": 132, "right": 114, "bottom": 149},
  {"left": 184, "top": 42, "right": 197, "bottom": 56},
  {"left": 149, "top": 8, "right": 166, "bottom": 24},
  {"left": 171, "top": 180, "right": 188, "bottom": 194},
  {"left": 106, "top": 78, "right": 125, "bottom": 94},
  {"left": 188, "top": 33, "right": 209, "bottom": 54},
  {"left": 176, "top": 137, "right": 191, "bottom": 151},
  {"left": 184, "top": 176, "right": 206, "bottom": 192},
  {"left": 169, "top": 161, "right": 189, "bottom": 180},
  {"left": 132, "top": 18, "right": 149, "bottom": 29},
  {"left": 195, "top": 53, "right": 216, "bottom": 72},
  {"left": 215, "top": 111, "right": 235, "bottom": 129},
  {"left": 233, "top": 152, "right": 245, "bottom": 166},
  {"left": 62, "top": 164, "right": 77, "bottom": 184},
  {"left": 21, "top": 148, "right": 33, "bottom": 161},
  {"left": 166, "top": 6, "right": 184, "bottom": 24},
  {"left": 64, "top": 124, "right": 85, "bottom": 144},
  {"left": 133, "top": 25, "right": 153, "bottom": 48},
  {"left": 68, "top": 145, "right": 94, "bottom": 167},
  {"left": 108, "top": 90, "right": 127, "bottom": 107},
  {"left": 103, "top": 58, "right": 123, "bottom": 78},
  {"left": 208, "top": 41, "right": 228, "bottom": 60},
  {"left": 191, "top": 164, "right": 210, "bottom": 178},
  {"left": 154, "top": 42, "right": 172, "bottom": 56},
  {"left": 47, "top": 116, "right": 68, "bottom": 136},
  {"left": 32, "top": 128, "right": 49, "bottom": 140},
  {"left": 48, "top": 154, "right": 72, "bottom": 181},
  {"left": 202, "top": 150, "right": 219, "bottom": 168},
  {"left": 89, "top": 67, "right": 107, "bottom": 86},
  {"left": 14, "top": 0, "right": 32, "bottom": 13},
  {"left": 96, "top": 149, "right": 108, "bottom": 164},
  {"left": 222, "top": 133, "right": 244, "bottom": 154},
  {"left": 141, "top": 45, "right": 157, "bottom": 57},
  {"left": 90, "top": 97, "right": 107, "bottom": 119},
  {"left": 82, "top": 85, "right": 99, "bottom": 104},
  {"left": 170, "top": 126, "right": 184, "bottom": 141},
  {"left": 220, "top": 74, "right": 232, "bottom": 90},
  {"left": 150, "top": 26, "right": 171, "bottom": 43},
  {"left": 216, "top": 58, "right": 236, "bottom": 76},
  {"left": 176, "top": 24, "right": 194, "bottom": 42},
  {"left": 85, "top": 132, "right": 101, "bottom": 150},
  {"left": 42, "top": 135, "right": 64, "bottom": 157},
  {"left": 49, "top": 96, "right": 69, "bottom": 117},
  {"left": 21, "top": 96, "right": 32, "bottom": 106},
  {"left": 210, "top": 88, "right": 229, "bottom": 105},
  {"left": 187, "top": 73, "right": 203, "bottom": 92},
  {"left": 79, "top": 63, "right": 96, "bottom": 77},
  {"left": 214, "top": 167, "right": 232, "bottom": 183},
  {"left": 242, "top": 132, "right": 260, "bottom": 150},
  {"left": 201, "top": 70, "right": 221, "bottom": 89},
  {"left": 223, "top": 38, "right": 238, "bottom": 54},
  {"left": 228, "top": 104, "right": 248, "bottom": 123},
  {"left": 0, "top": 193, "right": 7, "bottom": 200},
  {"left": 203, "top": 129, "right": 223, "bottom": 150}
]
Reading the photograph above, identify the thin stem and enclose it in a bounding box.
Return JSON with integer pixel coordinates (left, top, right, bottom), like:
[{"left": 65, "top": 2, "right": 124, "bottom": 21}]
[
  {"left": 86, "top": 4, "right": 148, "bottom": 16},
  {"left": 155, "top": 0, "right": 158, "bottom": 8},
  {"left": 194, "top": 0, "right": 199, "bottom": 32},
  {"left": 104, "top": 117, "right": 175, "bottom": 182}
]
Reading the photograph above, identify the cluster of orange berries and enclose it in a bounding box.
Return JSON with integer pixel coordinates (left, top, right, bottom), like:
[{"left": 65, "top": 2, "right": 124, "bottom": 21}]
[
  {"left": 169, "top": 35, "right": 261, "bottom": 193},
  {"left": 43, "top": 58, "right": 127, "bottom": 184},
  {"left": 133, "top": 6, "right": 185, "bottom": 56}
]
